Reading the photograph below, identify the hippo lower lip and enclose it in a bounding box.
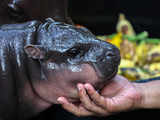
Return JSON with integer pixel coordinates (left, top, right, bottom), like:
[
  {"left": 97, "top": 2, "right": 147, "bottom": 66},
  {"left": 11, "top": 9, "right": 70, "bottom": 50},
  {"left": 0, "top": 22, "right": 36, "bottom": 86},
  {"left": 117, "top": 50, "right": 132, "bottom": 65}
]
[
  {"left": 92, "top": 63, "right": 104, "bottom": 78},
  {"left": 65, "top": 62, "right": 118, "bottom": 82},
  {"left": 92, "top": 62, "right": 118, "bottom": 80}
]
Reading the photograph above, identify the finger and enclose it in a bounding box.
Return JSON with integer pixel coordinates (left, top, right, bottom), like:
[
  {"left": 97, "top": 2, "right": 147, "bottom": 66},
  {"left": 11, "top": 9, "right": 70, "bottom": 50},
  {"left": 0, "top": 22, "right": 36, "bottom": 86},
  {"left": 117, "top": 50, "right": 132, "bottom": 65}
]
[
  {"left": 84, "top": 83, "right": 107, "bottom": 109},
  {"left": 57, "top": 97, "right": 94, "bottom": 117},
  {"left": 85, "top": 84, "right": 130, "bottom": 113},
  {"left": 77, "top": 84, "right": 108, "bottom": 115}
]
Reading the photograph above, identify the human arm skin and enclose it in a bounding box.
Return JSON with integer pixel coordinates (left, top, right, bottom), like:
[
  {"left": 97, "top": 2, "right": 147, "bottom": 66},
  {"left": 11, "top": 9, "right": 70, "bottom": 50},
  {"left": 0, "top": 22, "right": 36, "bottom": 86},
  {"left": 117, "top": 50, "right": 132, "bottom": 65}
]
[
  {"left": 58, "top": 75, "right": 160, "bottom": 117},
  {"left": 134, "top": 80, "right": 160, "bottom": 109}
]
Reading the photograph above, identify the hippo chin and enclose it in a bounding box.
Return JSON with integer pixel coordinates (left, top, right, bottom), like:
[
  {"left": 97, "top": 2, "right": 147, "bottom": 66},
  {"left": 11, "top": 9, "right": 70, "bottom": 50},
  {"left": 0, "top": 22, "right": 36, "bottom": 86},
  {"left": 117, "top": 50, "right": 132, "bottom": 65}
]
[{"left": 0, "top": 18, "right": 120, "bottom": 120}]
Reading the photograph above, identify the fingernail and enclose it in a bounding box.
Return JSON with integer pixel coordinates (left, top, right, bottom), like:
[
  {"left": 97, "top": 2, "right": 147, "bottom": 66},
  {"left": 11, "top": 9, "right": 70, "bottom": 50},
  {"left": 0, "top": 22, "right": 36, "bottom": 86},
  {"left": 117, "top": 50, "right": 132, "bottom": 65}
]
[
  {"left": 77, "top": 84, "right": 83, "bottom": 91},
  {"left": 84, "top": 83, "right": 91, "bottom": 90},
  {"left": 57, "top": 97, "right": 65, "bottom": 103}
]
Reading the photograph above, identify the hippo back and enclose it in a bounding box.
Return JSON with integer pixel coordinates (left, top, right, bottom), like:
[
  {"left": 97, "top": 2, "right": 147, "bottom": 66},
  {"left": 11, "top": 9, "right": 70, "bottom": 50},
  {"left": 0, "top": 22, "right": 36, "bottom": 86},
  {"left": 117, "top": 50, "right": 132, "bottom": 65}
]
[{"left": 0, "top": 20, "right": 40, "bottom": 120}]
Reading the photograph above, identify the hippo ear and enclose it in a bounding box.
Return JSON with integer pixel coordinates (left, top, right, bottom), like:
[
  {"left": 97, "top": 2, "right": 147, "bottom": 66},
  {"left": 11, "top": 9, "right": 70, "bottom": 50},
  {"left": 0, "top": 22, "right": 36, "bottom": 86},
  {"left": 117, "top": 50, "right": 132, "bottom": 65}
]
[{"left": 24, "top": 45, "right": 45, "bottom": 59}]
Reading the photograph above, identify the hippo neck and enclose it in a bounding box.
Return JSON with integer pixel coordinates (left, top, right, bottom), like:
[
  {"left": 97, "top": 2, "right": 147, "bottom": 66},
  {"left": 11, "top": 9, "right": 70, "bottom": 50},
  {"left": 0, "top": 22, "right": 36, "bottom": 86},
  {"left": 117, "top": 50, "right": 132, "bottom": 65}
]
[{"left": 14, "top": 57, "right": 52, "bottom": 119}]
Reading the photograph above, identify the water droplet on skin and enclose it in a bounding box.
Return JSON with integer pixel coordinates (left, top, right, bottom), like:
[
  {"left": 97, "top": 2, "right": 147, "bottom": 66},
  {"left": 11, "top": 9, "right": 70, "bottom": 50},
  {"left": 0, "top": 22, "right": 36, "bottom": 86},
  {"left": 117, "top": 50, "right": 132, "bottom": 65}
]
[
  {"left": 47, "top": 62, "right": 82, "bottom": 72},
  {"left": 47, "top": 63, "right": 59, "bottom": 70},
  {"left": 69, "top": 65, "right": 82, "bottom": 72}
]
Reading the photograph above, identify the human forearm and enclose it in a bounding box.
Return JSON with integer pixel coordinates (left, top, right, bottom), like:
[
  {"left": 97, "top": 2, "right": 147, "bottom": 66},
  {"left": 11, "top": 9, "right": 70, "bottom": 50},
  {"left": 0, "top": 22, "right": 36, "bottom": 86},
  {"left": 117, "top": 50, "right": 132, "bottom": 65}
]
[{"left": 134, "top": 80, "right": 160, "bottom": 109}]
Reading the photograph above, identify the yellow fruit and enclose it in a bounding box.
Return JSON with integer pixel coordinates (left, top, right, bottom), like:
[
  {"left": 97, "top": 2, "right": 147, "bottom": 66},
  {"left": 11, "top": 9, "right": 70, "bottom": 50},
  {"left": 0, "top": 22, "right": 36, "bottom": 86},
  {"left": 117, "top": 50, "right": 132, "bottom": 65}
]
[
  {"left": 121, "top": 68, "right": 140, "bottom": 81},
  {"left": 135, "top": 42, "right": 149, "bottom": 65},
  {"left": 147, "top": 44, "right": 160, "bottom": 63},
  {"left": 110, "top": 33, "right": 122, "bottom": 49},
  {"left": 116, "top": 13, "right": 136, "bottom": 37},
  {"left": 149, "top": 63, "right": 160, "bottom": 71},
  {"left": 119, "top": 59, "right": 135, "bottom": 68}
]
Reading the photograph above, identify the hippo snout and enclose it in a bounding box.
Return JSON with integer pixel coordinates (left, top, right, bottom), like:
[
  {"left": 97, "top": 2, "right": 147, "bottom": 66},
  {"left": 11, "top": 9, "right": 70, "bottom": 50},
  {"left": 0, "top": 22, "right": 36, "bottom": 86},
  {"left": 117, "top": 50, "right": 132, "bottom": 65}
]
[
  {"left": 105, "top": 43, "right": 121, "bottom": 64},
  {"left": 90, "top": 41, "right": 121, "bottom": 80}
]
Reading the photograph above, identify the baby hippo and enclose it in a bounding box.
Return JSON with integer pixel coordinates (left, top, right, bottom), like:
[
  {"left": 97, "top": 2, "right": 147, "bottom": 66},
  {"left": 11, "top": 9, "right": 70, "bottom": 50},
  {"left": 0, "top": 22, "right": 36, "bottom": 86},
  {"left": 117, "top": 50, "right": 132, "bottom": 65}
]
[{"left": 0, "top": 18, "right": 120, "bottom": 120}]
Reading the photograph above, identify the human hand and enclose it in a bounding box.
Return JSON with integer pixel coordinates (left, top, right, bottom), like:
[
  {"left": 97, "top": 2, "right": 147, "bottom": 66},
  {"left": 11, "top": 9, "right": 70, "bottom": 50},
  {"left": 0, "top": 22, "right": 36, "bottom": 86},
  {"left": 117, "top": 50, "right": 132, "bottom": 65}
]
[{"left": 57, "top": 75, "right": 142, "bottom": 117}]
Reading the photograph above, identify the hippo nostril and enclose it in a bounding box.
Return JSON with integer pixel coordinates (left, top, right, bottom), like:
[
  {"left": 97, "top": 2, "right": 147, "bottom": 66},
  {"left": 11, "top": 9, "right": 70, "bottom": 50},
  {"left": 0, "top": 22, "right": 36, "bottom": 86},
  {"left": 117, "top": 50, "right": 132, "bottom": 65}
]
[{"left": 106, "top": 52, "right": 115, "bottom": 57}]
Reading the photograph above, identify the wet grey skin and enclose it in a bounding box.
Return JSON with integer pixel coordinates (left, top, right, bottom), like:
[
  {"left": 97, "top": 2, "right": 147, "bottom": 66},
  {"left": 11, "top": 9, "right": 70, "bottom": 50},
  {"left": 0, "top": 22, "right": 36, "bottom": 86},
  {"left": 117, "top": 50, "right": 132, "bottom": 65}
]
[{"left": 0, "top": 18, "right": 120, "bottom": 120}]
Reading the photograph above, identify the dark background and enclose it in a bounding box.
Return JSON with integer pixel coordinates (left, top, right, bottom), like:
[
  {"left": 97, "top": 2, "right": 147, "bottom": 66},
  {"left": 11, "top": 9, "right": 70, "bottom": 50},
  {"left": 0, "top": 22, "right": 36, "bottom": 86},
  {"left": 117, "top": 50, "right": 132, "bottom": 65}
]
[
  {"left": 69, "top": 0, "right": 160, "bottom": 37},
  {"left": 32, "top": 105, "right": 160, "bottom": 120}
]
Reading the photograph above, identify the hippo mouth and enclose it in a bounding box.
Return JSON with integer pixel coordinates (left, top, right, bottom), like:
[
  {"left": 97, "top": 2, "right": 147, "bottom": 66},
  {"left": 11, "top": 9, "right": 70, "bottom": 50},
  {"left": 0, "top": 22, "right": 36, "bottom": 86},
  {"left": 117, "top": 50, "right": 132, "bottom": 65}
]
[
  {"left": 65, "top": 62, "right": 119, "bottom": 91},
  {"left": 92, "top": 62, "right": 118, "bottom": 81},
  {"left": 66, "top": 62, "right": 118, "bottom": 82},
  {"left": 64, "top": 63, "right": 118, "bottom": 103}
]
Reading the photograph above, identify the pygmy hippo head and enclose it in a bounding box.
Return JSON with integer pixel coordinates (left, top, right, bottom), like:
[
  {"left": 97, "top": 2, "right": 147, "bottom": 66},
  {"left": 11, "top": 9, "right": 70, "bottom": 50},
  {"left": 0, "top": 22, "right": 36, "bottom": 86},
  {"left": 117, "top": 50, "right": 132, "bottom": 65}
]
[{"left": 24, "top": 18, "right": 120, "bottom": 104}]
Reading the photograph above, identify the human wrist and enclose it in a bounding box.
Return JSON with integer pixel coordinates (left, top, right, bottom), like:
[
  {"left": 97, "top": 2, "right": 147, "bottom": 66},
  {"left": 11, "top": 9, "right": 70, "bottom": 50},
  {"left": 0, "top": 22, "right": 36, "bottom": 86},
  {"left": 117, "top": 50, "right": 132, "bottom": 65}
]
[
  {"left": 132, "top": 82, "right": 147, "bottom": 109},
  {"left": 133, "top": 81, "right": 160, "bottom": 109}
]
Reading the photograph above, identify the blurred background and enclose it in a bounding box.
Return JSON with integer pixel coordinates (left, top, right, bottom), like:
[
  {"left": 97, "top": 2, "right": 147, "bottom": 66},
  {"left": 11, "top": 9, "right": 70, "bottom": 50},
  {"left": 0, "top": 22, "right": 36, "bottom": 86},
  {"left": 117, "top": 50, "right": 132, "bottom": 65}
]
[{"left": 69, "top": 0, "right": 160, "bottom": 37}]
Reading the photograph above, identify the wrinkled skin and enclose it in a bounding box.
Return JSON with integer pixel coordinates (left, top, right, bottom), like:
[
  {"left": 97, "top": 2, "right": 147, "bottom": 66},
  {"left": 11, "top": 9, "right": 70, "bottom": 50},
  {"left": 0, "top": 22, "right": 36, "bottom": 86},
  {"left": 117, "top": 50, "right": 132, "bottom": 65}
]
[{"left": 0, "top": 18, "right": 120, "bottom": 120}]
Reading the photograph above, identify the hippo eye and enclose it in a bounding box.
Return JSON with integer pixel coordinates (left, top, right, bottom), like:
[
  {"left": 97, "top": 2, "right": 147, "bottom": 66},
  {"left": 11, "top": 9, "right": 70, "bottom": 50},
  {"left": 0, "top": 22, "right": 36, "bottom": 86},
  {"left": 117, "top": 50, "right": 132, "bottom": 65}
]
[
  {"left": 68, "top": 48, "right": 81, "bottom": 57},
  {"left": 67, "top": 46, "right": 87, "bottom": 58}
]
